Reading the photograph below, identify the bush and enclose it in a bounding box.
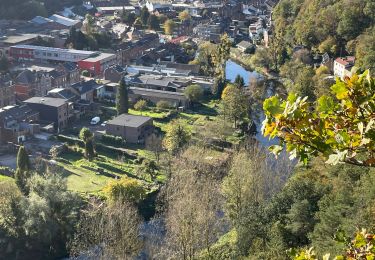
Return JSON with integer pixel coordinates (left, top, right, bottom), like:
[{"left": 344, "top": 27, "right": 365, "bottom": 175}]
[
  {"left": 156, "top": 100, "right": 173, "bottom": 109},
  {"left": 134, "top": 99, "right": 148, "bottom": 111},
  {"left": 100, "top": 134, "right": 125, "bottom": 147},
  {"left": 81, "top": 70, "right": 90, "bottom": 77}
]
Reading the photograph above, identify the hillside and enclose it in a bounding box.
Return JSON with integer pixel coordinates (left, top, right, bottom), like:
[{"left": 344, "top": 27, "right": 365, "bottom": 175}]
[{"left": 272, "top": 0, "right": 375, "bottom": 70}]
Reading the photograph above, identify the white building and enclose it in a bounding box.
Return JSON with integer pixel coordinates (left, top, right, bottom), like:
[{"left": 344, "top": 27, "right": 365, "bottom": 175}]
[{"left": 333, "top": 56, "right": 355, "bottom": 80}]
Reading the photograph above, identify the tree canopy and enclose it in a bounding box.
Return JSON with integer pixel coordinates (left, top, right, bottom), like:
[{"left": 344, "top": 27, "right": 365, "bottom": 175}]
[{"left": 263, "top": 71, "right": 375, "bottom": 167}]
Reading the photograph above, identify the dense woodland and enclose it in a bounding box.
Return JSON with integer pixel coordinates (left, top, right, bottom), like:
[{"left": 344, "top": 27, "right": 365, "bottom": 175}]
[{"left": 0, "top": 0, "right": 374, "bottom": 259}]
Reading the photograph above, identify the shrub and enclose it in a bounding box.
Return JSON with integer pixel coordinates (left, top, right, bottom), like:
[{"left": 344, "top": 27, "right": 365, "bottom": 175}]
[
  {"left": 81, "top": 70, "right": 90, "bottom": 77},
  {"left": 134, "top": 99, "right": 148, "bottom": 111},
  {"left": 156, "top": 100, "right": 173, "bottom": 109},
  {"left": 100, "top": 134, "right": 125, "bottom": 147}
]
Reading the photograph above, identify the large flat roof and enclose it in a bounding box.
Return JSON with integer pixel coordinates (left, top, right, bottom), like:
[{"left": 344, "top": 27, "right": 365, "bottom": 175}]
[
  {"left": 107, "top": 113, "right": 152, "bottom": 128},
  {"left": 81, "top": 52, "right": 116, "bottom": 62},
  {"left": 0, "top": 34, "right": 39, "bottom": 44},
  {"left": 11, "top": 45, "right": 98, "bottom": 55},
  {"left": 23, "top": 97, "right": 67, "bottom": 107},
  {"left": 97, "top": 6, "right": 136, "bottom": 11}
]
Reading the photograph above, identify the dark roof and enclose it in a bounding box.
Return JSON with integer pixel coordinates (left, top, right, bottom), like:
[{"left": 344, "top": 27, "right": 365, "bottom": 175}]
[
  {"left": 107, "top": 114, "right": 152, "bottom": 128},
  {"left": 129, "top": 87, "right": 187, "bottom": 100},
  {"left": 23, "top": 97, "right": 67, "bottom": 107},
  {"left": 71, "top": 80, "right": 101, "bottom": 94},
  {"left": 237, "top": 40, "right": 252, "bottom": 49},
  {"left": 47, "top": 88, "right": 77, "bottom": 100},
  {"left": 0, "top": 105, "right": 37, "bottom": 121},
  {"left": 59, "top": 62, "right": 78, "bottom": 72}
]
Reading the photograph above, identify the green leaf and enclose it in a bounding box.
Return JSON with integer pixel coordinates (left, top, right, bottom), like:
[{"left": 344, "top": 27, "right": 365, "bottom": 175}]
[
  {"left": 263, "top": 96, "right": 283, "bottom": 116},
  {"left": 331, "top": 81, "right": 348, "bottom": 100},
  {"left": 269, "top": 145, "right": 283, "bottom": 156},
  {"left": 318, "top": 96, "right": 335, "bottom": 114}
]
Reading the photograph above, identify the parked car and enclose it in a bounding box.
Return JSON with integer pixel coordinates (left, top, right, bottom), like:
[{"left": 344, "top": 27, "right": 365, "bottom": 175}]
[
  {"left": 101, "top": 121, "right": 107, "bottom": 127},
  {"left": 91, "top": 117, "right": 100, "bottom": 125}
]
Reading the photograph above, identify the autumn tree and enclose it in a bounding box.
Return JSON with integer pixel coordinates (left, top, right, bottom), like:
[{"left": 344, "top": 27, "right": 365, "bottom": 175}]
[
  {"left": 163, "top": 119, "right": 190, "bottom": 154},
  {"left": 263, "top": 71, "right": 375, "bottom": 167},
  {"left": 133, "top": 99, "right": 147, "bottom": 111},
  {"left": 178, "top": 10, "right": 190, "bottom": 21},
  {"left": 212, "top": 33, "right": 231, "bottom": 97},
  {"left": 103, "top": 177, "right": 146, "bottom": 204},
  {"left": 160, "top": 155, "right": 224, "bottom": 259},
  {"left": 116, "top": 79, "right": 129, "bottom": 115},
  {"left": 164, "top": 19, "right": 175, "bottom": 35},
  {"left": 221, "top": 83, "right": 249, "bottom": 127}
]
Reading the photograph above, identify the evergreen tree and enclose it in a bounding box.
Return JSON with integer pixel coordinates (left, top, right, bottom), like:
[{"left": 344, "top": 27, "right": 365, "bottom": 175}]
[
  {"left": 234, "top": 75, "right": 245, "bottom": 88},
  {"left": 116, "top": 79, "right": 129, "bottom": 115},
  {"left": 15, "top": 146, "right": 31, "bottom": 194},
  {"left": 140, "top": 6, "right": 150, "bottom": 26},
  {"left": 147, "top": 14, "right": 160, "bottom": 30},
  {"left": 79, "top": 128, "right": 95, "bottom": 161},
  {"left": 0, "top": 56, "right": 9, "bottom": 72}
]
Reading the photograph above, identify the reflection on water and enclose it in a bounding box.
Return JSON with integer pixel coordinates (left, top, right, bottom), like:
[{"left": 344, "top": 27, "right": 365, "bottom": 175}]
[{"left": 225, "top": 60, "right": 263, "bottom": 86}]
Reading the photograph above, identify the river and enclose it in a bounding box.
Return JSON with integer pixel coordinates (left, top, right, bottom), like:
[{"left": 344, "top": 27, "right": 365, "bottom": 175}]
[{"left": 225, "top": 60, "right": 279, "bottom": 147}]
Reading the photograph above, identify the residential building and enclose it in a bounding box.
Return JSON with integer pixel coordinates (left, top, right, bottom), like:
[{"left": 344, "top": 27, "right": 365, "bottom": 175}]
[
  {"left": 10, "top": 45, "right": 98, "bottom": 63},
  {"left": 70, "top": 80, "right": 103, "bottom": 103},
  {"left": 334, "top": 56, "right": 355, "bottom": 80},
  {"left": 237, "top": 40, "right": 253, "bottom": 52},
  {"left": 0, "top": 75, "right": 16, "bottom": 108},
  {"left": 106, "top": 114, "right": 153, "bottom": 143},
  {"left": 104, "top": 65, "right": 127, "bottom": 83},
  {"left": 0, "top": 105, "right": 40, "bottom": 144},
  {"left": 78, "top": 53, "right": 118, "bottom": 76},
  {"left": 14, "top": 69, "right": 53, "bottom": 100},
  {"left": 116, "top": 33, "right": 160, "bottom": 65},
  {"left": 23, "top": 97, "right": 71, "bottom": 131}
]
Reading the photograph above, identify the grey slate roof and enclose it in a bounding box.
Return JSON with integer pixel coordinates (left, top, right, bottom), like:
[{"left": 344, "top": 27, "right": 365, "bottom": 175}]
[{"left": 107, "top": 114, "right": 152, "bottom": 128}]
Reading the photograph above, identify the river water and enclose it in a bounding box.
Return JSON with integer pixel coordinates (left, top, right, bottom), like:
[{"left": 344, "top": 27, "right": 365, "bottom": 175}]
[{"left": 225, "top": 60, "right": 278, "bottom": 147}]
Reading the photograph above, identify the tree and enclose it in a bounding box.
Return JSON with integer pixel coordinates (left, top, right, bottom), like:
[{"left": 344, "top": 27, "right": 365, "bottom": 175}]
[
  {"left": 212, "top": 33, "right": 231, "bottom": 84},
  {"left": 164, "top": 19, "right": 175, "bottom": 35},
  {"left": 140, "top": 6, "right": 150, "bottom": 26},
  {"left": 234, "top": 75, "right": 245, "bottom": 88},
  {"left": 250, "top": 48, "right": 272, "bottom": 70},
  {"left": 0, "top": 174, "right": 81, "bottom": 259},
  {"left": 163, "top": 119, "right": 190, "bottom": 154},
  {"left": 160, "top": 156, "right": 223, "bottom": 259},
  {"left": 79, "top": 128, "right": 95, "bottom": 160},
  {"left": 103, "top": 177, "right": 146, "bottom": 204},
  {"left": 116, "top": 79, "right": 129, "bottom": 115},
  {"left": 0, "top": 56, "right": 9, "bottom": 72},
  {"left": 178, "top": 10, "right": 190, "bottom": 21},
  {"left": 145, "top": 133, "right": 163, "bottom": 162},
  {"left": 15, "top": 146, "right": 31, "bottom": 194},
  {"left": 184, "top": 84, "right": 204, "bottom": 106},
  {"left": 147, "top": 14, "right": 160, "bottom": 30},
  {"left": 134, "top": 17, "right": 143, "bottom": 29},
  {"left": 70, "top": 200, "right": 142, "bottom": 259},
  {"left": 137, "top": 159, "right": 159, "bottom": 181},
  {"left": 355, "top": 26, "right": 375, "bottom": 71},
  {"left": 133, "top": 99, "right": 148, "bottom": 111},
  {"left": 122, "top": 11, "right": 136, "bottom": 25},
  {"left": 221, "top": 83, "right": 249, "bottom": 127},
  {"left": 263, "top": 71, "right": 375, "bottom": 167}
]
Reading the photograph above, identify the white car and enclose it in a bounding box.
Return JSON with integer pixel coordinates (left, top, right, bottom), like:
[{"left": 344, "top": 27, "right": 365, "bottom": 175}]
[
  {"left": 90, "top": 117, "right": 100, "bottom": 125},
  {"left": 101, "top": 121, "right": 107, "bottom": 127}
]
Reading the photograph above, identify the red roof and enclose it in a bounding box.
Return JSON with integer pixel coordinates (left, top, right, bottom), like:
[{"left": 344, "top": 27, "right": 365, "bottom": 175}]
[{"left": 335, "top": 56, "right": 355, "bottom": 67}]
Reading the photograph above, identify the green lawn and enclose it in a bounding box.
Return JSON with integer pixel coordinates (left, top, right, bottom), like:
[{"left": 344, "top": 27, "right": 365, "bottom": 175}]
[{"left": 0, "top": 175, "right": 14, "bottom": 184}]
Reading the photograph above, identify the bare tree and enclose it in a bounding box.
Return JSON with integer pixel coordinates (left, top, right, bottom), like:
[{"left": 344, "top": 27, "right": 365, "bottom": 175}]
[
  {"left": 145, "top": 133, "right": 163, "bottom": 162},
  {"left": 69, "top": 199, "right": 143, "bottom": 260},
  {"left": 157, "top": 150, "right": 226, "bottom": 260}
]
